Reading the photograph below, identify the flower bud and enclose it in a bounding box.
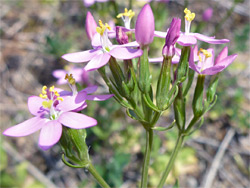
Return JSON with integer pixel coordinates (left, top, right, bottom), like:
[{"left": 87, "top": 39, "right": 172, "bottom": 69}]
[
  {"left": 85, "top": 11, "right": 97, "bottom": 40},
  {"left": 135, "top": 4, "right": 155, "bottom": 46},
  {"left": 162, "top": 18, "right": 181, "bottom": 57},
  {"left": 202, "top": 8, "right": 213, "bottom": 22},
  {"left": 116, "top": 26, "right": 129, "bottom": 45}
]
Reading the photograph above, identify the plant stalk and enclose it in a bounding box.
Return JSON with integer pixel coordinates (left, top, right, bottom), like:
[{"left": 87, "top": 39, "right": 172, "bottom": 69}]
[
  {"left": 157, "top": 133, "right": 184, "bottom": 188},
  {"left": 88, "top": 163, "right": 110, "bottom": 188},
  {"left": 141, "top": 129, "right": 154, "bottom": 188}
]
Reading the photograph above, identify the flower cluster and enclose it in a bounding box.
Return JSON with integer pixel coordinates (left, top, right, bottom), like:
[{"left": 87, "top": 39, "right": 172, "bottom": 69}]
[{"left": 3, "top": 3, "right": 237, "bottom": 187}]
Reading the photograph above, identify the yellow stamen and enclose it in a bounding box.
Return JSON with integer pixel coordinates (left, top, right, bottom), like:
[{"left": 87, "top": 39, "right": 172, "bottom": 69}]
[
  {"left": 96, "top": 20, "right": 111, "bottom": 36},
  {"left": 65, "top": 73, "right": 76, "bottom": 85},
  {"left": 57, "top": 97, "right": 64, "bottom": 101},
  {"left": 42, "top": 100, "right": 53, "bottom": 109},
  {"left": 42, "top": 86, "right": 47, "bottom": 95},
  {"left": 117, "top": 8, "right": 135, "bottom": 19},
  {"left": 54, "top": 91, "right": 59, "bottom": 97},
  {"left": 198, "top": 48, "right": 212, "bottom": 62},
  {"left": 49, "top": 85, "right": 55, "bottom": 92},
  {"left": 39, "top": 94, "right": 47, "bottom": 99},
  {"left": 184, "top": 8, "right": 195, "bottom": 21}
]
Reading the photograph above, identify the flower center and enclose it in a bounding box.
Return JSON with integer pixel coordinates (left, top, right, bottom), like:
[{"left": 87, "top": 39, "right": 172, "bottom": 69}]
[
  {"left": 39, "top": 85, "right": 64, "bottom": 120},
  {"left": 184, "top": 8, "right": 195, "bottom": 34},
  {"left": 117, "top": 8, "right": 135, "bottom": 29},
  {"left": 65, "top": 73, "right": 78, "bottom": 95},
  {"left": 198, "top": 48, "right": 212, "bottom": 71},
  {"left": 96, "top": 20, "right": 111, "bottom": 52}
]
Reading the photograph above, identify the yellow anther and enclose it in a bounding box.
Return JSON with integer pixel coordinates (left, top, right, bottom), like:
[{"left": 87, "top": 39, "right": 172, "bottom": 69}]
[
  {"left": 49, "top": 85, "right": 55, "bottom": 92},
  {"left": 39, "top": 94, "right": 47, "bottom": 99},
  {"left": 117, "top": 8, "right": 135, "bottom": 19},
  {"left": 200, "top": 48, "right": 212, "bottom": 59},
  {"left": 198, "top": 48, "right": 212, "bottom": 62},
  {"left": 54, "top": 91, "right": 59, "bottom": 97},
  {"left": 65, "top": 73, "right": 75, "bottom": 85},
  {"left": 184, "top": 8, "right": 195, "bottom": 21},
  {"left": 42, "top": 86, "right": 47, "bottom": 95},
  {"left": 42, "top": 100, "right": 53, "bottom": 109},
  {"left": 96, "top": 20, "right": 111, "bottom": 35},
  {"left": 57, "top": 97, "right": 64, "bottom": 101}
]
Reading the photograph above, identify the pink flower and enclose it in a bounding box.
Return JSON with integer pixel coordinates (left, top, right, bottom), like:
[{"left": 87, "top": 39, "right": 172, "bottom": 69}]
[
  {"left": 189, "top": 46, "right": 237, "bottom": 75},
  {"left": 155, "top": 8, "right": 229, "bottom": 46},
  {"left": 83, "top": 0, "right": 109, "bottom": 7},
  {"left": 3, "top": 85, "right": 97, "bottom": 150},
  {"left": 135, "top": 4, "right": 155, "bottom": 46},
  {"left": 52, "top": 66, "right": 90, "bottom": 86},
  {"left": 62, "top": 20, "right": 142, "bottom": 71},
  {"left": 202, "top": 8, "right": 213, "bottom": 22}
]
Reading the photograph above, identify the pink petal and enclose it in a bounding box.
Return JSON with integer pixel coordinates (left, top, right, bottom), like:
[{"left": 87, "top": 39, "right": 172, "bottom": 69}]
[
  {"left": 86, "top": 94, "right": 114, "bottom": 101},
  {"left": 72, "top": 102, "right": 88, "bottom": 112},
  {"left": 62, "top": 49, "right": 100, "bottom": 63},
  {"left": 177, "top": 34, "right": 197, "bottom": 46},
  {"left": 28, "top": 96, "right": 45, "bottom": 115},
  {"left": 202, "top": 48, "right": 214, "bottom": 69},
  {"left": 82, "top": 85, "right": 98, "bottom": 94},
  {"left": 188, "top": 46, "right": 200, "bottom": 73},
  {"left": 154, "top": 30, "right": 168, "bottom": 38},
  {"left": 52, "top": 69, "right": 67, "bottom": 79},
  {"left": 118, "top": 41, "right": 140, "bottom": 48},
  {"left": 193, "top": 45, "right": 199, "bottom": 62},
  {"left": 201, "top": 65, "right": 225, "bottom": 75},
  {"left": 194, "top": 33, "right": 230, "bottom": 44},
  {"left": 84, "top": 52, "right": 111, "bottom": 71},
  {"left": 109, "top": 47, "right": 143, "bottom": 60},
  {"left": 56, "top": 91, "right": 87, "bottom": 112},
  {"left": 215, "top": 46, "right": 228, "bottom": 65},
  {"left": 3, "top": 117, "right": 47, "bottom": 137},
  {"left": 216, "top": 54, "right": 237, "bottom": 67},
  {"left": 58, "top": 112, "right": 97, "bottom": 129},
  {"left": 38, "top": 120, "right": 62, "bottom": 150}
]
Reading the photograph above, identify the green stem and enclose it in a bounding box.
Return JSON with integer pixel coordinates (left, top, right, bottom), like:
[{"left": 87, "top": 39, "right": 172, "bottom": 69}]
[
  {"left": 157, "top": 133, "right": 184, "bottom": 188},
  {"left": 141, "top": 129, "right": 154, "bottom": 188},
  {"left": 88, "top": 163, "right": 110, "bottom": 188}
]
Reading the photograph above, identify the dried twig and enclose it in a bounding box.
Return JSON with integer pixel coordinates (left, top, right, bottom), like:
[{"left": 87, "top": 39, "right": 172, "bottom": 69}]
[{"left": 202, "top": 128, "right": 235, "bottom": 188}]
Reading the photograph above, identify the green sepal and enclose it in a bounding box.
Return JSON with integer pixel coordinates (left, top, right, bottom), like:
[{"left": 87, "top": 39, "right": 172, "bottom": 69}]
[
  {"left": 192, "top": 74, "right": 205, "bottom": 117},
  {"left": 176, "top": 46, "right": 190, "bottom": 82},
  {"left": 122, "top": 81, "right": 131, "bottom": 99},
  {"left": 206, "top": 74, "right": 219, "bottom": 103},
  {"left": 173, "top": 86, "right": 186, "bottom": 130},
  {"left": 156, "top": 56, "right": 172, "bottom": 109},
  {"left": 143, "top": 93, "right": 161, "bottom": 112},
  {"left": 109, "top": 57, "right": 125, "bottom": 89},
  {"left": 125, "top": 69, "right": 135, "bottom": 92},
  {"left": 138, "top": 47, "right": 152, "bottom": 93},
  {"left": 151, "top": 120, "right": 176, "bottom": 131},
  {"left": 60, "top": 127, "right": 90, "bottom": 167},
  {"left": 182, "top": 68, "right": 195, "bottom": 97}
]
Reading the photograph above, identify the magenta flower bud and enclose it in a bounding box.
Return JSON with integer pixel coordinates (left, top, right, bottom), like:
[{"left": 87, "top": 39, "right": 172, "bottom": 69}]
[
  {"left": 162, "top": 18, "right": 181, "bottom": 57},
  {"left": 85, "top": 11, "right": 97, "bottom": 40},
  {"left": 202, "top": 8, "right": 213, "bottom": 22},
  {"left": 135, "top": 4, "right": 155, "bottom": 46},
  {"left": 116, "top": 26, "right": 129, "bottom": 45}
]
